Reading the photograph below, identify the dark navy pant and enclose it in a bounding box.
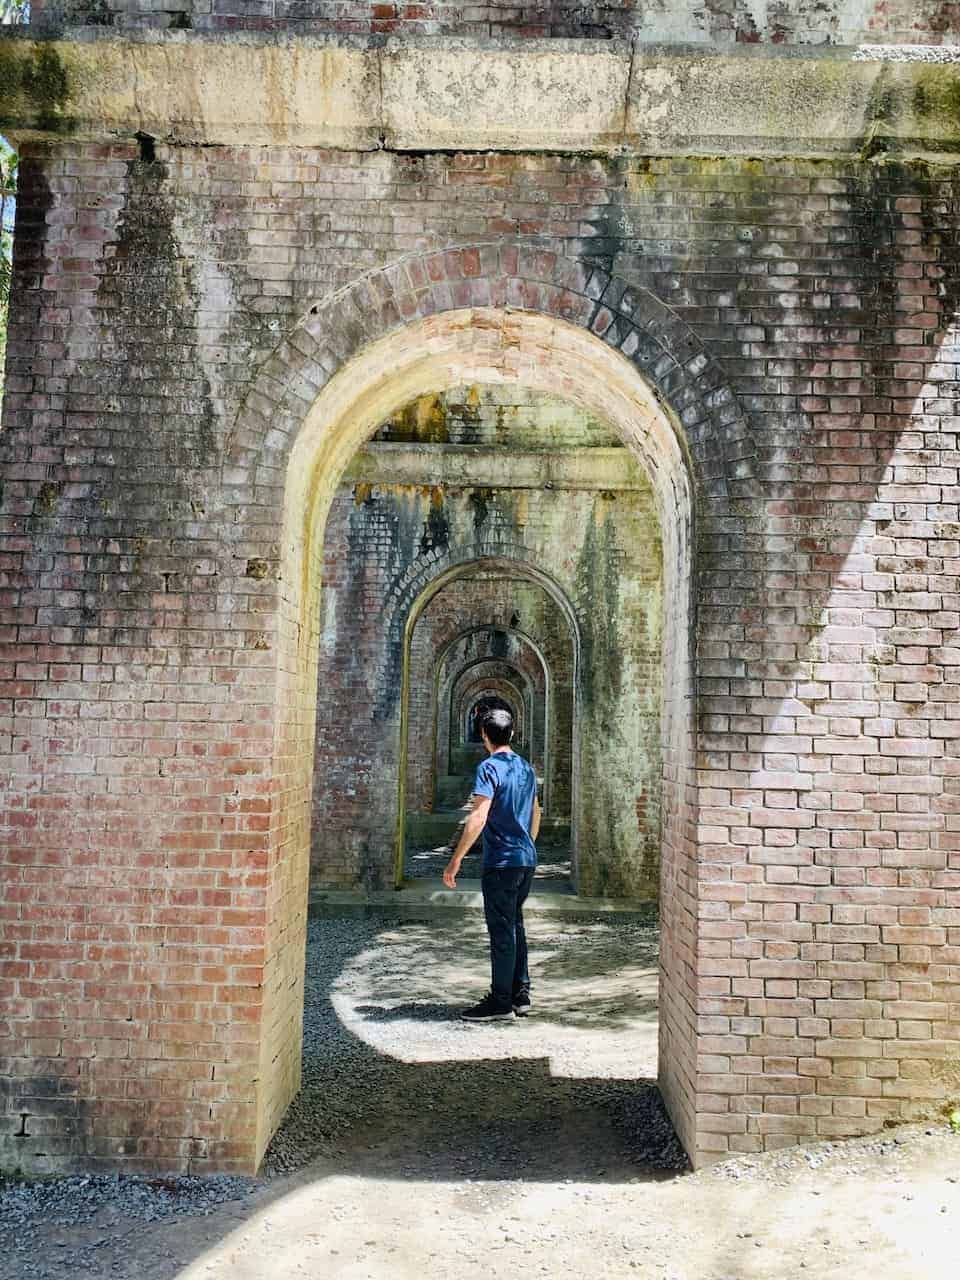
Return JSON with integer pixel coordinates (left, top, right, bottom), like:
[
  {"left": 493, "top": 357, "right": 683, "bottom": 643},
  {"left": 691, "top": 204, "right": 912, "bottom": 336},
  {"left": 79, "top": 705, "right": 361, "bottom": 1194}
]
[{"left": 481, "top": 865, "right": 535, "bottom": 1010}]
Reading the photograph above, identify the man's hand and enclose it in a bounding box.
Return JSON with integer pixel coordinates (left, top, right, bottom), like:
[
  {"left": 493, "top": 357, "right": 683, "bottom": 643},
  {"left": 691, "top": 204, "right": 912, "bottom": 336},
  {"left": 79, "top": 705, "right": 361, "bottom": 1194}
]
[
  {"left": 531, "top": 795, "right": 541, "bottom": 843},
  {"left": 442, "top": 794, "right": 492, "bottom": 890},
  {"left": 443, "top": 857, "right": 462, "bottom": 890}
]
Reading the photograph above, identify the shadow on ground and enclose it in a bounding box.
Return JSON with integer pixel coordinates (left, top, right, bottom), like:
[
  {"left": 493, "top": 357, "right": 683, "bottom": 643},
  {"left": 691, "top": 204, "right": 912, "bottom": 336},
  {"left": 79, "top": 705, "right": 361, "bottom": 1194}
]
[
  {"left": 263, "top": 912, "right": 677, "bottom": 1181},
  {"left": 0, "top": 910, "right": 682, "bottom": 1280}
]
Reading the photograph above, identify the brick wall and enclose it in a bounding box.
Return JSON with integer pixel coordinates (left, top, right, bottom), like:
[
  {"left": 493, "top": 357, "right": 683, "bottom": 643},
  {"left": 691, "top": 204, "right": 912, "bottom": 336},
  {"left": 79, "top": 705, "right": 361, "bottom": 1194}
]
[
  {"left": 25, "top": 0, "right": 960, "bottom": 43},
  {"left": 2, "top": 137, "right": 960, "bottom": 1171}
]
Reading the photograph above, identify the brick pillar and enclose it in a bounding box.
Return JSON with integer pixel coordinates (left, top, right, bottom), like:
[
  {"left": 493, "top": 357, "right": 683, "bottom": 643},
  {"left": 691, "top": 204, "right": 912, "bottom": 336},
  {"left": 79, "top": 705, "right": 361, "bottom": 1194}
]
[{"left": 0, "top": 144, "right": 280, "bottom": 1174}]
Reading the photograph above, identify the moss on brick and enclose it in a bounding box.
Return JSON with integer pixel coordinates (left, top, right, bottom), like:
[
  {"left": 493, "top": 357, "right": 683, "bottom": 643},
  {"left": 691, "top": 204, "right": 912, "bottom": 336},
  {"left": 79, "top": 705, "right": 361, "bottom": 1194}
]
[{"left": 0, "top": 43, "right": 75, "bottom": 134}]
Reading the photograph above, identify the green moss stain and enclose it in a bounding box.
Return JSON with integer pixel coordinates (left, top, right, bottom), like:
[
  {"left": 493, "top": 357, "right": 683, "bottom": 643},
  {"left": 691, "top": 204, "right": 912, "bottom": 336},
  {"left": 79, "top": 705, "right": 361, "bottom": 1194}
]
[
  {"left": 575, "top": 508, "right": 625, "bottom": 899},
  {"left": 0, "top": 44, "right": 75, "bottom": 134},
  {"left": 245, "top": 558, "right": 270, "bottom": 580},
  {"left": 576, "top": 506, "right": 622, "bottom": 717},
  {"left": 23, "top": 47, "right": 70, "bottom": 131},
  {"left": 912, "top": 66, "right": 960, "bottom": 128},
  {"left": 94, "top": 151, "right": 218, "bottom": 479},
  {"left": 33, "top": 480, "right": 61, "bottom": 514},
  {"left": 860, "top": 71, "right": 900, "bottom": 161},
  {"left": 419, "top": 487, "right": 450, "bottom": 554},
  {"left": 468, "top": 488, "right": 492, "bottom": 532},
  {"left": 379, "top": 393, "right": 450, "bottom": 443}
]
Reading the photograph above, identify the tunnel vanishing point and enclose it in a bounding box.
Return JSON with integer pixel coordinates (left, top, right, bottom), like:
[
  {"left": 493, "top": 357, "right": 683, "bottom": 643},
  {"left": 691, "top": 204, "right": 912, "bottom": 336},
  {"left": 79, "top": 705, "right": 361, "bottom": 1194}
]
[{"left": 2, "top": 0, "right": 960, "bottom": 1176}]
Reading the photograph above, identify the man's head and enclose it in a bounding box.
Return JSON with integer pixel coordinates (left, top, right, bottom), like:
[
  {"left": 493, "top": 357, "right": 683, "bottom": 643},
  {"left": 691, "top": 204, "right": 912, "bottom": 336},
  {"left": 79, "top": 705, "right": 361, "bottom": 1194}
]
[{"left": 479, "top": 707, "right": 513, "bottom": 749}]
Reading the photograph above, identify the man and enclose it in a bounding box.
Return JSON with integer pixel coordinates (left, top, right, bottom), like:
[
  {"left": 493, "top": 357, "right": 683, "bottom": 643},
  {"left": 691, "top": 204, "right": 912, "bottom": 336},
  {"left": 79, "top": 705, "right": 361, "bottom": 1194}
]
[{"left": 443, "top": 707, "right": 541, "bottom": 1021}]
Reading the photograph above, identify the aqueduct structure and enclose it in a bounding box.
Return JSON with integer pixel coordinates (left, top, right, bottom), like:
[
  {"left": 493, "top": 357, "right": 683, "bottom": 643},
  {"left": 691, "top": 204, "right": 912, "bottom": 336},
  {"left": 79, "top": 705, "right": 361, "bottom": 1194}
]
[{"left": 2, "top": 3, "right": 960, "bottom": 1174}]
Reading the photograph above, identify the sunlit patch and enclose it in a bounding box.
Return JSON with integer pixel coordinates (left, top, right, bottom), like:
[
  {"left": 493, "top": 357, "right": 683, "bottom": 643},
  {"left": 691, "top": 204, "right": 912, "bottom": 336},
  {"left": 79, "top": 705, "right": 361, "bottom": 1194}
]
[{"left": 328, "top": 918, "right": 659, "bottom": 1080}]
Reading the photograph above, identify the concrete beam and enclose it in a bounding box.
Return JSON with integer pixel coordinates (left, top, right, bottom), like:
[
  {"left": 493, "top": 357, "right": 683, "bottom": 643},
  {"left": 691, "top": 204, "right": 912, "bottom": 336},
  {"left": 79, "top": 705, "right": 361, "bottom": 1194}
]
[
  {"left": 0, "top": 30, "right": 382, "bottom": 149},
  {"left": 2, "top": 30, "right": 960, "bottom": 160},
  {"left": 379, "top": 40, "right": 629, "bottom": 153},
  {"left": 344, "top": 444, "right": 648, "bottom": 492}
]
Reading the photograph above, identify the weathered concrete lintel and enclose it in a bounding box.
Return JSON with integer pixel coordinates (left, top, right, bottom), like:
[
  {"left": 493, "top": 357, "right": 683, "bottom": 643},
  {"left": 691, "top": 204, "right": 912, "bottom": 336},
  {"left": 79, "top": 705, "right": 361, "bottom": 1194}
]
[
  {"left": 3, "top": 29, "right": 960, "bottom": 159},
  {"left": 345, "top": 444, "right": 647, "bottom": 492}
]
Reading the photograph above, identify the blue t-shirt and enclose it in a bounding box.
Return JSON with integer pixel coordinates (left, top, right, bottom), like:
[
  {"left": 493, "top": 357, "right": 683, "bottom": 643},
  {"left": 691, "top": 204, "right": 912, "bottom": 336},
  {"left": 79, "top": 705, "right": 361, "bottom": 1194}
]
[{"left": 473, "top": 750, "right": 538, "bottom": 869}]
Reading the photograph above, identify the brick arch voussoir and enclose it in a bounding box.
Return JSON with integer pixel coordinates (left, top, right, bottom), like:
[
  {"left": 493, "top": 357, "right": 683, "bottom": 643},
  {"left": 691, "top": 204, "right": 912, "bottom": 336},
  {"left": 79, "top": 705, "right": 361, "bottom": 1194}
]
[
  {"left": 223, "top": 240, "right": 756, "bottom": 508},
  {"left": 593, "top": 285, "right": 756, "bottom": 507}
]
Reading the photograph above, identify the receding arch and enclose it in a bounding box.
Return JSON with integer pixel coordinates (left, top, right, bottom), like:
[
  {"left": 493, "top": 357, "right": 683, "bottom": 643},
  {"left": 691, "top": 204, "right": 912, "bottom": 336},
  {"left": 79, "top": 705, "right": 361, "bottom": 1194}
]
[
  {"left": 448, "top": 661, "right": 532, "bottom": 752},
  {"left": 396, "top": 554, "right": 583, "bottom": 887},
  {"left": 433, "top": 629, "right": 552, "bottom": 811},
  {"left": 459, "top": 682, "right": 526, "bottom": 745},
  {"left": 451, "top": 663, "right": 533, "bottom": 745},
  {"left": 434, "top": 623, "right": 554, "bottom": 693},
  {"left": 416, "top": 617, "right": 554, "bottom": 817}
]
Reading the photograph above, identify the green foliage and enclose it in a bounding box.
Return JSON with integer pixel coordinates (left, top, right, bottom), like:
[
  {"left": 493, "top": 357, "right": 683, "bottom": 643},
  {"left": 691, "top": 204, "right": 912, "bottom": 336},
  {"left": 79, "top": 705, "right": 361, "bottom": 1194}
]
[
  {"left": 0, "top": 0, "right": 30, "bottom": 24},
  {"left": 0, "top": 136, "right": 17, "bottom": 412}
]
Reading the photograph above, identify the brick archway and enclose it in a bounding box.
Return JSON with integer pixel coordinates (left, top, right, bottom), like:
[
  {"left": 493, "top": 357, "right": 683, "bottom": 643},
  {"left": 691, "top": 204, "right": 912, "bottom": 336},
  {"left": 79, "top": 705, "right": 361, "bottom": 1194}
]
[
  {"left": 225, "top": 239, "right": 755, "bottom": 510},
  {"left": 456, "top": 677, "right": 527, "bottom": 747},
  {"left": 420, "top": 628, "right": 548, "bottom": 802},
  {"left": 444, "top": 656, "right": 541, "bottom": 780},
  {"left": 0, "top": 242, "right": 758, "bottom": 1178},
  {"left": 217, "top": 247, "right": 736, "bottom": 1168}
]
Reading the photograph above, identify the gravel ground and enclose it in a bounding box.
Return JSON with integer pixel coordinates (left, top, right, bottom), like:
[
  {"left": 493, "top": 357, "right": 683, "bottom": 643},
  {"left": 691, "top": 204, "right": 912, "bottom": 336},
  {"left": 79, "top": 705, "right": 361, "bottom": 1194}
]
[
  {"left": 263, "top": 911, "right": 670, "bottom": 1176},
  {"left": 0, "top": 1173, "right": 256, "bottom": 1280},
  {"left": 852, "top": 44, "right": 960, "bottom": 62},
  {"left": 0, "top": 911, "right": 669, "bottom": 1280},
  {"left": 3, "top": 912, "right": 959, "bottom": 1280}
]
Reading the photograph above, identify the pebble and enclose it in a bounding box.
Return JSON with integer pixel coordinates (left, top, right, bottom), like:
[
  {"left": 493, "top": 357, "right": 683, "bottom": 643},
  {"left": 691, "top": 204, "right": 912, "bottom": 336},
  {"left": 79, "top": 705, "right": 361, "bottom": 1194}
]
[
  {"left": 851, "top": 44, "right": 960, "bottom": 63},
  {"left": 0, "top": 1172, "right": 254, "bottom": 1280}
]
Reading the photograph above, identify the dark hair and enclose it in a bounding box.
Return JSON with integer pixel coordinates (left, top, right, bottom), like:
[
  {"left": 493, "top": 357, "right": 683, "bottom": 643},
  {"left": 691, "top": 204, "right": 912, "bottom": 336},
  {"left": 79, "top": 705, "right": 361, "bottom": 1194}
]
[{"left": 479, "top": 707, "right": 513, "bottom": 746}]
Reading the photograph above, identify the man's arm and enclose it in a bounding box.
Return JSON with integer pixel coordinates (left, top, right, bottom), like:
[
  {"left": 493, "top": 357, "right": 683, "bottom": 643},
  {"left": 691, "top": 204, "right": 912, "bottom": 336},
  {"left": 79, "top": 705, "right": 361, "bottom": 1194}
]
[
  {"left": 530, "top": 794, "right": 541, "bottom": 842},
  {"left": 443, "top": 794, "right": 491, "bottom": 889}
]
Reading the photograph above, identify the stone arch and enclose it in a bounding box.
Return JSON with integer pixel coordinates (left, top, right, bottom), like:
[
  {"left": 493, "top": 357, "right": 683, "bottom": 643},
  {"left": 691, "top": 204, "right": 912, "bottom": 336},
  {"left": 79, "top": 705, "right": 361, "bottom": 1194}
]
[
  {"left": 232, "top": 288, "right": 709, "bottom": 1170},
  {"left": 223, "top": 240, "right": 757, "bottom": 516}
]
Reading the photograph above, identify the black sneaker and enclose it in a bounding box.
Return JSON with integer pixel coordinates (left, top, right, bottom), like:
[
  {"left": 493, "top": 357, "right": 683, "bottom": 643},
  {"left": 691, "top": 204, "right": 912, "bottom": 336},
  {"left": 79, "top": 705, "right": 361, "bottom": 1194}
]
[
  {"left": 512, "top": 992, "right": 531, "bottom": 1015},
  {"left": 461, "top": 994, "right": 515, "bottom": 1022}
]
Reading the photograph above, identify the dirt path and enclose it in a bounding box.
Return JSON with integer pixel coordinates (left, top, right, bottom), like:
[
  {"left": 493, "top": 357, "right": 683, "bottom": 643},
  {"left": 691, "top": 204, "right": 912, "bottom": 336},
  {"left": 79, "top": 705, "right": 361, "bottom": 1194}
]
[
  {"left": 186, "top": 1129, "right": 960, "bottom": 1280},
  {"left": 2, "top": 914, "right": 957, "bottom": 1279}
]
